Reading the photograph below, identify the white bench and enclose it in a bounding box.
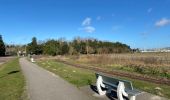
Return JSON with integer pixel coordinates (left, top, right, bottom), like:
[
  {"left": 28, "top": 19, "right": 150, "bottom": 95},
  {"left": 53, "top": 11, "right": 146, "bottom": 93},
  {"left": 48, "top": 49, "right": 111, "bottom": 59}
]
[{"left": 96, "top": 73, "right": 141, "bottom": 100}]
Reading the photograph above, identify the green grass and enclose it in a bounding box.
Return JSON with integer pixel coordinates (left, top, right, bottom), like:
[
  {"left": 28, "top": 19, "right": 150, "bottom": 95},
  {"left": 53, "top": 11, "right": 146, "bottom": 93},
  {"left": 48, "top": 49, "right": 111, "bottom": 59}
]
[
  {"left": 37, "top": 60, "right": 95, "bottom": 87},
  {"left": 0, "top": 58, "right": 26, "bottom": 100},
  {"left": 114, "top": 75, "right": 170, "bottom": 98},
  {"left": 36, "top": 59, "right": 170, "bottom": 98}
]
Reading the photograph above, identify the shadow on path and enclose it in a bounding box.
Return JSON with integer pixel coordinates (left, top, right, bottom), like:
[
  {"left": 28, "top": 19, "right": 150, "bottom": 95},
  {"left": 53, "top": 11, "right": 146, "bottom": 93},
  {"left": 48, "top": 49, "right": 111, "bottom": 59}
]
[{"left": 90, "top": 84, "right": 129, "bottom": 100}]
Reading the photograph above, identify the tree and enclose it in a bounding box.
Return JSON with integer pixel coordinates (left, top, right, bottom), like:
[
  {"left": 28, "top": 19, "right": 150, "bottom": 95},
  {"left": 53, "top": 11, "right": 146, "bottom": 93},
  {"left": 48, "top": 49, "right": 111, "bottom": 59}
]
[
  {"left": 27, "top": 37, "right": 40, "bottom": 55},
  {"left": 0, "top": 35, "right": 5, "bottom": 56},
  {"left": 43, "top": 40, "right": 59, "bottom": 56},
  {"left": 61, "top": 42, "right": 69, "bottom": 55},
  {"left": 26, "top": 37, "right": 132, "bottom": 55}
]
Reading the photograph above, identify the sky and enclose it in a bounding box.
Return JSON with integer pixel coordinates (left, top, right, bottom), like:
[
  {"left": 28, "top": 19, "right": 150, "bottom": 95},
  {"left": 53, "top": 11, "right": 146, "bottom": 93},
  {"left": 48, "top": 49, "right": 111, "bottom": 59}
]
[{"left": 0, "top": 0, "right": 170, "bottom": 49}]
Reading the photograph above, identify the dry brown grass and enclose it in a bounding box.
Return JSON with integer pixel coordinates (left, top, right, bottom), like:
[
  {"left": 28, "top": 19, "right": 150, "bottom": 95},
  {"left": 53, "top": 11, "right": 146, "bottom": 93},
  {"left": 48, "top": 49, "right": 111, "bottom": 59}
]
[
  {"left": 73, "top": 53, "right": 170, "bottom": 68},
  {"left": 34, "top": 53, "right": 170, "bottom": 78},
  {"left": 59, "top": 53, "right": 170, "bottom": 78}
]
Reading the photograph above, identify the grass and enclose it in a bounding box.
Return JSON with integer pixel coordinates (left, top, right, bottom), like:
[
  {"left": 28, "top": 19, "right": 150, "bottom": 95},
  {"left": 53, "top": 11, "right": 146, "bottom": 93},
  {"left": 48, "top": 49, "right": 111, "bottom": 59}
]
[
  {"left": 115, "top": 75, "right": 170, "bottom": 98},
  {"left": 0, "top": 58, "right": 26, "bottom": 100},
  {"left": 36, "top": 59, "right": 170, "bottom": 98},
  {"left": 36, "top": 60, "right": 95, "bottom": 87}
]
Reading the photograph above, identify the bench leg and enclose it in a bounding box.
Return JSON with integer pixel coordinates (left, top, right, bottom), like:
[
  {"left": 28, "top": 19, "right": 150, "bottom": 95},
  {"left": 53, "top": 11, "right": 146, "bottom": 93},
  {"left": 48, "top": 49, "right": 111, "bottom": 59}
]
[
  {"left": 117, "top": 81, "right": 128, "bottom": 100},
  {"left": 96, "top": 76, "right": 106, "bottom": 95},
  {"left": 129, "top": 95, "right": 136, "bottom": 100}
]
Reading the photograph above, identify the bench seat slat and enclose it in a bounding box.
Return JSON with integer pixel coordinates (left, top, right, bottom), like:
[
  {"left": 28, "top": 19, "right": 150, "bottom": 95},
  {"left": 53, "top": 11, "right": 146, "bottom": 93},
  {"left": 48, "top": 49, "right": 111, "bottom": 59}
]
[
  {"left": 126, "top": 89, "right": 141, "bottom": 96},
  {"left": 104, "top": 81, "right": 141, "bottom": 95},
  {"left": 103, "top": 81, "right": 117, "bottom": 88}
]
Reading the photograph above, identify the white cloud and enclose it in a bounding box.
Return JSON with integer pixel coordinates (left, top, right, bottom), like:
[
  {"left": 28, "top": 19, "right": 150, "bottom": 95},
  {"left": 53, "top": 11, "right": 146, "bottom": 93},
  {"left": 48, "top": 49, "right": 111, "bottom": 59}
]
[
  {"left": 80, "top": 17, "right": 96, "bottom": 33},
  {"left": 82, "top": 17, "right": 91, "bottom": 26},
  {"left": 147, "top": 8, "right": 152, "bottom": 13},
  {"left": 83, "top": 26, "right": 95, "bottom": 33},
  {"left": 155, "top": 18, "right": 170, "bottom": 27}
]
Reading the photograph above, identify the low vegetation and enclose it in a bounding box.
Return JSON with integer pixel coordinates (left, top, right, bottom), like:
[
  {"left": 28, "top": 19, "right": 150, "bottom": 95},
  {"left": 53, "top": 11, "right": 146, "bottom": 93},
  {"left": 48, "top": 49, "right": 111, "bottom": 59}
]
[
  {"left": 56, "top": 53, "right": 170, "bottom": 79},
  {"left": 0, "top": 58, "right": 26, "bottom": 100},
  {"left": 36, "top": 59, "right": 170, "bottom": 98}
]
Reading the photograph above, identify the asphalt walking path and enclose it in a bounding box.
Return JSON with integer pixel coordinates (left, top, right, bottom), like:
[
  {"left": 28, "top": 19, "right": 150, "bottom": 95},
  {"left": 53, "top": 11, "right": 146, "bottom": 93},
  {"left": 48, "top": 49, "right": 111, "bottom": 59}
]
[{"left": 19, "top": 58, "right": 95, "bottom": 100}]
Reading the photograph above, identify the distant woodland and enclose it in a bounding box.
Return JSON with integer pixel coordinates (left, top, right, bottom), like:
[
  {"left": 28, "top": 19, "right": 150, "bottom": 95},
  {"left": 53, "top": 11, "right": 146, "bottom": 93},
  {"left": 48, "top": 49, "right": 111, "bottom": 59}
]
[{"left": 5, "top": 37, "right": 133, "bottom": 56}]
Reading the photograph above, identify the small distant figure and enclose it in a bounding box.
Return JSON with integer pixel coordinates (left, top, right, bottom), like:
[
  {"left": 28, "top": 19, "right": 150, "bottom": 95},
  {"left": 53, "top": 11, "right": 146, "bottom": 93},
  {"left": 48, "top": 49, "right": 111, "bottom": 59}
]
[
  {"left": 17, "top": 51, "right": 22, "bottom": 57},
  {"left": 31, "top": 58, "right": 35, "bottom": 63}
]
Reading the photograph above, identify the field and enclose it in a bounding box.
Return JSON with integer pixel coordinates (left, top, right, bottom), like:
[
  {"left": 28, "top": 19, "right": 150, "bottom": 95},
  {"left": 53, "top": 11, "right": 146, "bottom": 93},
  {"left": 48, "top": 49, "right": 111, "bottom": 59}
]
[
  {"left": 50, "top": 53, "right": 170, "bottom": 79},
  {"left": 0, "top": 58, "right": 26, "bottom": 100},
  {"left": 36, "top": 58, "right": 170, "bottom": 98},
  {"left": 33, "top": 52, "right": 170, "bottom": 98}
]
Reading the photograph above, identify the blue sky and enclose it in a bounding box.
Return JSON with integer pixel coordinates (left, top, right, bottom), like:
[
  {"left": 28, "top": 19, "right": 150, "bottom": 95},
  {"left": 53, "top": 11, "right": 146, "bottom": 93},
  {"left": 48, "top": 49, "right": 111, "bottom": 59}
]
[{"left": 0, "top": 0, "right": 170, "bottom": 49}]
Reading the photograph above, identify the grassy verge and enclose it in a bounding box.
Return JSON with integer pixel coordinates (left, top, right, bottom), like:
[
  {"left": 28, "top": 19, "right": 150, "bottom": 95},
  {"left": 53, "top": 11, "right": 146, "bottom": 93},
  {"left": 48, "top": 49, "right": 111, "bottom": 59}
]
[
  {"left": 0, "top": 58, "right": 26, "bottom": 100},
  {"left": 36, "top": 59, "right": 170, "bottom": 98},
  {"left": 37, "top": 60, "right": 95, "bottom": 87}
]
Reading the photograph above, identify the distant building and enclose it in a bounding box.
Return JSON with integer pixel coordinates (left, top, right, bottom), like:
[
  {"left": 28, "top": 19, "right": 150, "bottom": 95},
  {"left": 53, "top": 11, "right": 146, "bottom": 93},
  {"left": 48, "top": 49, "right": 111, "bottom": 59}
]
[
  {"left": 141, "top": 49, "right": 170, "bottom": 53},
  {"left": 17, "top": 50, "right": 27, "bottom": 57}
]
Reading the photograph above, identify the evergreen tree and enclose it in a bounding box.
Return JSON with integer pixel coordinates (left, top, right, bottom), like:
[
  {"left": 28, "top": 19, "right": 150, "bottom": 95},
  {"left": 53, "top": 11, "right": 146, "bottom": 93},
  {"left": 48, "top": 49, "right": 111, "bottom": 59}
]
[
  {"left": 0, "top": 35, "right": 6, "bottom": 56},
  {"left": 31, "top": 37, "right": 38, "bottom": 54},
  {"left": 27, "top": 37, "right": 39, "bottom": 54}
]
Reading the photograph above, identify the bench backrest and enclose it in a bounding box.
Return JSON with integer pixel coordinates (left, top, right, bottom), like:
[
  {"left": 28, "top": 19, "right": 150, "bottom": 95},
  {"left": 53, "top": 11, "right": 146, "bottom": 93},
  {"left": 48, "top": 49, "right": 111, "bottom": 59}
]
[{"left": 96, "top": 73, "right": 133, "bottom": 91}]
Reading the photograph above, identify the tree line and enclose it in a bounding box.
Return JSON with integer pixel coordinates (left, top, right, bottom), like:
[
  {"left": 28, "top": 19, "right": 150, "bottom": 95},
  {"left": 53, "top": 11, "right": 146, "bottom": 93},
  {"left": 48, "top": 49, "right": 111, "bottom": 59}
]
[
  {"left": 26, "top": 37, "right": 132, "bottom": 56},
  {"left": 0, "top": 35, "right": 5, "bottom": 56}
]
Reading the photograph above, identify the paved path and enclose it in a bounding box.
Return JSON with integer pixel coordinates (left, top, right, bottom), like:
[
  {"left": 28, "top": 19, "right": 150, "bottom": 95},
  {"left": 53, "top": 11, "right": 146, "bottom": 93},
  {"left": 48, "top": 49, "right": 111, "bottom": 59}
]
[
  {"left": 80, "top": 86, "right": 169, "bottom": 100},
  {"left": 20, "top": 58, "right": 95, "bottom": 100},
  {"left": 0, "top": 56, "right": 15, "bottom": 65}
]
